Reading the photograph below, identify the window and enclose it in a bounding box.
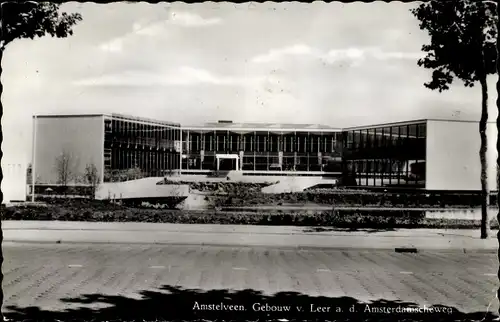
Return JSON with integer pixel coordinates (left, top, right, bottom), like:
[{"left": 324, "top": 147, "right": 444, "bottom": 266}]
[
  {"left": 244, "top": 133, "right": 252, "bottom": 152},
  {"left": 204, "top": 133, "right": 212, "bottom": 151},
  {"left": 347, "top": 132, "right": 354, "bottom": 150},
  {"left": 232, "top": 134, "right": 239, "bottom": 152},
  {"left": 321, "top": 135, "right": 327, "bottom": 153},
  {"left": 200, "top": 133, "right": 205, "bottom": 151},
  {"left": 391, "top": 126, "right": 399, "bottom": 139},
  {"left": 357, "top": 131, "right": 364, "bottom": 150},
  {"left": 216, "top": 132, "right": 225, "bottom": 151},
  {"left": 383, "top": 127, "right": 392, "bottom": 147},
  {"left": 239, "top": 134, "right": 245, "bottom": 151},
  {"left": 373, "top": 128, "right": 380, "bottom": 149},
  {"left": 270, "top": 134, "right": 279, "bottom": 152},
  {"left": 399, "top": 125, "right": 408, "bottom": 138},
  {"left": 409, "top": 124, "right": 418, "bottom": 138},
  {"left": 105, "top": 119, "right": 112, "bottom": 132},
  {"left": 417, "top": 123, "right": 426, "bottom": 138},
  {"left": 309, "top": 134, "right": 316, "bottom": 153},
  {"left": 364, "top": 131, "right": 370, "bottom": 150},
  {"left": 353, "top": 131, "right": 359, "bottom": 150}
]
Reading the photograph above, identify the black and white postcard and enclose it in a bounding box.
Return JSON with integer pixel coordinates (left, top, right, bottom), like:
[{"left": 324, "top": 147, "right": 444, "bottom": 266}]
[{"left": 1, "top": 1, "right": 499, "bottom": 321}]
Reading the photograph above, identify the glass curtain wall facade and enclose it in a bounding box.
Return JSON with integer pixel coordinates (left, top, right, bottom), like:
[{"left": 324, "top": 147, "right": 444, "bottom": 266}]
[
  {"left": 342, "top": 122, "right": 427, "bottom": 187},
  {"left": 103, "top": 115, "right": 181, "bottom": 181},
  {"left": 181, "top": 129, "right": 343, "bottom": 174}
]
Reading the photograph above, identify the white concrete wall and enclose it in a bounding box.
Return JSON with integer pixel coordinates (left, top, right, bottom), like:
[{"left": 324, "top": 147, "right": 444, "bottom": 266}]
[
  {"left": 261, "top": 177, "right": 338, "bottom": 193},
  {"left": 426, "top": 120, "right": 498, "bottom": 191},
  {"left": 1, "top": 162, "right": 27, "bottom": 203},
  {"left": 34, "top": 116, "right": 104, "bottom": 184},
  {"left": 95, "top": 177, "right": 189, "bottom": 200}
]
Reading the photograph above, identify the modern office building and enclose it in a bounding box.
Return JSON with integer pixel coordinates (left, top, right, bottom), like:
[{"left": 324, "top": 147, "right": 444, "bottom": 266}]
[
  {"left": 32, "top": 114, "right": 181, "bottom": 184},
  {"left": 342, "top": 119, "right": 498, "bottom": 191},
  {"left": 31, "top": 114, "right": 498, "bottom": 192},
  {"left": 181, "top": 121, "right": 343, "bottom": 176}
]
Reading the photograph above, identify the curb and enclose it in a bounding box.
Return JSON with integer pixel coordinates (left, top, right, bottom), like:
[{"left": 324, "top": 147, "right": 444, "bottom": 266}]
[{"left": 3, "top": 239, "right": 497, "bottom": 253}]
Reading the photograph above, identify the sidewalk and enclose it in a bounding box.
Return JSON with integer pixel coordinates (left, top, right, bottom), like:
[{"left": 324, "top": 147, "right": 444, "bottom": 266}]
[{"left": 2, "top": 220, "right": 498, "bottom": 252}]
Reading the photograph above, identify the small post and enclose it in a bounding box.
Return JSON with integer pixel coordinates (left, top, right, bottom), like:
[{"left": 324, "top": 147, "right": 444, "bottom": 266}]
[{"left": 31, "top": 115, "right": 37, "bottom": 202}]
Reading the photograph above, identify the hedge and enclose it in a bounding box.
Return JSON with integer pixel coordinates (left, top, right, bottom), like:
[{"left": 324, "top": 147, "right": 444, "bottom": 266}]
[
  {"left": 2, "top": 203, "right": 498, "bottom": 229},
  {"left": 207, "top": 191, "right": 498, "bottom": 208}
]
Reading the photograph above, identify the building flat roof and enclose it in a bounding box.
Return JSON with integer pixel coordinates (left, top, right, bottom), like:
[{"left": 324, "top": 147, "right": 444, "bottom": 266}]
[
  {"left": 34, "top": 113, "right": 180, "bottom": 127},
  {"left": 110, "top": 113, "right": 180, "bottom": 127},
  {"left": 34, "top": 114, "right": 106, "bottom": 118},
  {"left": 183, "top": 122, "right": 342, "bottom": 132},
  {"left": 33, "top": 114, "right": 492, "bottom": 132},
  {"left": 344, "top": 119, "right": 428, "bottom": 131},
  {"left": 344, "top": 118, "right": 495, "bottom": 131}
]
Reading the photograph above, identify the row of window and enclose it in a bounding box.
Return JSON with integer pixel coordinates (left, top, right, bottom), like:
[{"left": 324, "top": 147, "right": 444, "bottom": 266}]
[
  {"left": 348, "top": 159, "right": 425, "bottom": 174},
  {"left": 105, "top": 148, "right": 179, "bottom": 172},
  {"left": 345, "top": 158, "right": 425, "bottom": 186},
  {"left": 106, "top": 119, "right": 181, "bottom": 147},
  {"left": 183, "top": 133, "right": 342, "bottom": 153},
  {"left": 109, "top": 137, "right": 176, "bottom": 150},
  {"left": 345, "top": 123, "right": 426, "bottom": 151},
  {"left": 182, "top": 154, "right": 342, "bottom": 172}
]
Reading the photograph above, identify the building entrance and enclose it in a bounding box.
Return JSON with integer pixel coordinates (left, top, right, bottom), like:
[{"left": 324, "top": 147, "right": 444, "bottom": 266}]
[
  {"left": 216, "top": 154, "right": 240, "bottom": 171},
  {"left": 219, "top": 158, "right": 236, "bottom": 171}
]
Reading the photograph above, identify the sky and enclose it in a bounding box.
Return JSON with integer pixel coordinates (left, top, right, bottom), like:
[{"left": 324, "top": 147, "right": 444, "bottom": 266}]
[{"left": 2, "top": 1, "right": 498, "bottom": 164}]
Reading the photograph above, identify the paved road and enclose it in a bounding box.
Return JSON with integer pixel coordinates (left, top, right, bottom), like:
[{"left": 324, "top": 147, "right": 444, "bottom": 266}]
[
  {"left": 3, "top": 221, "right": 498, "bottom": 251},
  {"left": 3, "top": 242, "right": 499, "bottom": 320}
]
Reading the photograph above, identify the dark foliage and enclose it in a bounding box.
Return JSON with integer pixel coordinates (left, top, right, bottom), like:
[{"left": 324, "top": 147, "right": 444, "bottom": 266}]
[
  {"left": 159, "top": 179, "right": 272, "bottom": 193},
  {"left": 1, "top": 203, "right": 497, "bottom": 230},
  {"left": 410, "top": 1, "right": 497, "bottom": 91},
  {"left": 210, "top": 191, "right": 499, "bottom": 208},
  {"left": 1, "top": 2, "right": 82, "bottom": 51},
  {"left": 4, "top": 285, "right": 497, "bottom": 322}
]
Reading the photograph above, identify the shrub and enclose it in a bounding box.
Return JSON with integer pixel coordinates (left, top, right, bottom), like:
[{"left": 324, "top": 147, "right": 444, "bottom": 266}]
[
  {"left": 2, "top": 204, "right": 497, "bottom": 229},
  {"left": 212, "top": 191, "right": 494, "bottom": 208}
]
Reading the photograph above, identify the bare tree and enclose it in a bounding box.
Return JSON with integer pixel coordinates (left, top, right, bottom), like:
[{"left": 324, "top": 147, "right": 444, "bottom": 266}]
[
  {"left": 85, "top": 163, "right": 100, "bottom": 199},
  {"left": 54, "top": 150, "right": 74, "bottom": 194},
  {"left": 126, "top": 167, "right": 145, "bottom": 181},
  {"left": 168, "top": 184, "right": 188, "bottom": 209}
]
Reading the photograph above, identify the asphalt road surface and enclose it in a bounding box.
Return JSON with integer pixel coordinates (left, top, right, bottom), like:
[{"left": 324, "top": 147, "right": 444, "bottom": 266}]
[{"left": 2, "top": 242, "right": 499, "bottom": 320}]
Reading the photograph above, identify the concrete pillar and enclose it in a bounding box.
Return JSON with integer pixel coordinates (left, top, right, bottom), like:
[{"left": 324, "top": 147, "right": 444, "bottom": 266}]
[{"left": 216, "top": 157, "right": 220, "bottom": 171}]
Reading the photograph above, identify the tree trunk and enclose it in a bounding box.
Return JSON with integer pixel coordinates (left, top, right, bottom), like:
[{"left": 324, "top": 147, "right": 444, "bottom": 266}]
[
  {"left": 0, "top": 47, "right": 5, "bottom": 322},
  {"left": 479, "top": 76, "right": 489, "bottom": 239},
  {"left": 496, "top": 0, "right": 500, "bottom": 315}
]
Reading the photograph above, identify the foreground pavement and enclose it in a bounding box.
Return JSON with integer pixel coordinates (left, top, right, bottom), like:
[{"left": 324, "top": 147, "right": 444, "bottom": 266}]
[
  {"left": 2, "top": 242, "right": 499, "bottom": 320},
  {"left": 2, "top": 220, "right": 498, "bottom": 252}
]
